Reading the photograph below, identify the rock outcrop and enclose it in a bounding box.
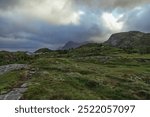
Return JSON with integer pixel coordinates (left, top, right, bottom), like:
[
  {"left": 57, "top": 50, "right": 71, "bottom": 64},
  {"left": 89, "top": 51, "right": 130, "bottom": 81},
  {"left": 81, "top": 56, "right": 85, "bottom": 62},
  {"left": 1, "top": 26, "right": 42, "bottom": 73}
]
[
  {"left": 105, "top": 31, "right": 150, "bottom": 53},
  {"left": 0, "top": 64, "right": 29, "bottom": 75},
  {"left": 0, "top": 64, "right": 37, "bottom": 100}
]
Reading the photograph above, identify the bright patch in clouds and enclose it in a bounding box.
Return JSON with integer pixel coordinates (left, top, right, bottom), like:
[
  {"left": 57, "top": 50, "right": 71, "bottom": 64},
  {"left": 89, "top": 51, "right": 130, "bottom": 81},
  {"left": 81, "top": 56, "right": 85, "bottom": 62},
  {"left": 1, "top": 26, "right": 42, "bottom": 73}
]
[
  {"left": 31, "top": 0, "right": 87, "bottom": 25},
  {"left": 0, "top": 0, "right": 82, "bottom": 25},
  {"left": 23, "top": 0, "right": 81, "bottom": 25},
  {"left": 102, "top": 12, "right": 124, "bottom": 32}
]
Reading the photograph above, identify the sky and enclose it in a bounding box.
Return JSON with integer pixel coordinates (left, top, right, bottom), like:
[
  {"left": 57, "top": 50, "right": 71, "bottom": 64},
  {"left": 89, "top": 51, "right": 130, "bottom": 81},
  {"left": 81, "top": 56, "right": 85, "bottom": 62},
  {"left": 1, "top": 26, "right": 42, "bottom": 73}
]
[{"left": 0, "top": 0, "right": 150, "bottom": 51}]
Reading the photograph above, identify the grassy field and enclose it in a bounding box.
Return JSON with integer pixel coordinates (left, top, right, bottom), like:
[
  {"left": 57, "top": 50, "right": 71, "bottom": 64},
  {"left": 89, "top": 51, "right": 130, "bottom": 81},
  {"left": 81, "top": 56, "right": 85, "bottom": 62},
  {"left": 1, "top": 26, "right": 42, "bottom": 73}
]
[{"left": 0, "top": 44, "right": 150, "bottom": 99}]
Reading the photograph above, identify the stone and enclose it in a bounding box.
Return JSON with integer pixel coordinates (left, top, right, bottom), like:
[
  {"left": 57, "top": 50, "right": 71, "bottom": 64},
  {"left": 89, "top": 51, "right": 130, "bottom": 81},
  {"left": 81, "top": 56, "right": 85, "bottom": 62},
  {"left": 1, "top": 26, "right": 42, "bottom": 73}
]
[
  {"left": 0, "top": 64, "right": 29, "bottom": 75},
  {"left": 21, "top": 83, "right": 29, "bottom": 88},
  {"left": 0, "top": 91, "right": 8, "bottom": 95},
  {"left": 0, "top": 88, "right": 28, "bottom": 100}
]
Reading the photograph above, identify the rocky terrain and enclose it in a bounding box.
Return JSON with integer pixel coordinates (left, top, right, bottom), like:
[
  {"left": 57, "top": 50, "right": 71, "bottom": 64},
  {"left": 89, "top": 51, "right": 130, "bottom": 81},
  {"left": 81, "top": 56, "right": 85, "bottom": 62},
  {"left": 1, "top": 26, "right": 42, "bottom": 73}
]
[
  {"left": 105, "top": 31, "right": 150, "bottom": 54},
  {"left": 0, "top": 64, "right": 28, "bottom": 75},
  {"left": 0, "top": 87, "right": 28, "bottom": 100},
  {"left": 0, "top": 64, "right": 36, "bottom": 100}
]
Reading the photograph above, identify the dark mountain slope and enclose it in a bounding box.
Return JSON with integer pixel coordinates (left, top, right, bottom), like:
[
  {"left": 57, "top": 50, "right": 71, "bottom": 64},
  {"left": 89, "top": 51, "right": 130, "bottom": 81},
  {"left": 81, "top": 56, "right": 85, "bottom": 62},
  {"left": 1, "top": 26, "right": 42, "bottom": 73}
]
[{"left": 105, "top": 31, "right": 150, "bottom": 53}]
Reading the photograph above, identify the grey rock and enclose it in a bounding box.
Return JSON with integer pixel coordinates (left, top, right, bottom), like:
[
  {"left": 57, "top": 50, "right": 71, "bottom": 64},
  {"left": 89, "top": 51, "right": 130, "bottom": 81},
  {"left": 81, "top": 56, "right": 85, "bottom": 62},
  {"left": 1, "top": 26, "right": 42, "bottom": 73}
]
[
  {"left": 0, "top": 64, "right": 36, "bottom": 100},
  {"left": 0, "top": 95, "right": 5, "bottom": 100},
  {"left": 0, "top": 91, "right": 8, "bottom": 95},
  {"left": 29, "top": 71, "right": 36, "bottom": 74},
  {"left": 0, "top": 64, "right": 29, "bottom": 75},
  {"left": 104, "top": 31, "right": 150, "bottom": 54},
  {"left": 0, "top": 88, "right": 27, "bottom": 100},
  {"left": 21, "top": 83, "right": 29, "bottom": 88}
]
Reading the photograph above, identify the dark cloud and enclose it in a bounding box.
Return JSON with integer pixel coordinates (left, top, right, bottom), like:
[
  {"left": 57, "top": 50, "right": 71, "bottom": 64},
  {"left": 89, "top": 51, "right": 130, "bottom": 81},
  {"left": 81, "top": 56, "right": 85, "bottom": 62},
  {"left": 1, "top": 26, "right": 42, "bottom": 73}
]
[
  {"left": 122, "top": 5, "right": 150, "bottom": 32},
  {"left": 0, "top": 12, "right": 104, "bottom": 50},
  {"left": 0, "top": 0, "right": 150, "bottom": 51},
  {"left": 0, "top": 0, "right": 22, "bottom": 10},
  {"left": 74, "top": 0, "right": 150, "bottom": 9}
]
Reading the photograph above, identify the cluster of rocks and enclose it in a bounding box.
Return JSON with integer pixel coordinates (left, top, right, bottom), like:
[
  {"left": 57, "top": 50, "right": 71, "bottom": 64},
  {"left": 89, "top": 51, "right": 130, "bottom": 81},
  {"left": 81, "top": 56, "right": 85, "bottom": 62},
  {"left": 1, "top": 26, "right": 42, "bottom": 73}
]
[
  {"left": 0, "top": 64, "right": 37, "bottom": 100},
  {"left": 27, "top": 68, "right": 37, "bottom": 78},
  {"left": 0, "top": 64, "right": 29, "bottom": 75},
  {"left": 0, "top": 88, "right": 28, "bottom": 100}
]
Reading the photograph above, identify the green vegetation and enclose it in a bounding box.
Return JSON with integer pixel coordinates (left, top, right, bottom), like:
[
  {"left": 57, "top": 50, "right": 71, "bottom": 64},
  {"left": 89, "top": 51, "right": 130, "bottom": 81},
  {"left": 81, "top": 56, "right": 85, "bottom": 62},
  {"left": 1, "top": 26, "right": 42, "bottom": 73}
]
[
  {"left": 0, "top": 51, "right": 32, "bottom": 66},
  {"left": 0, "top": 70, "right": 27, "bottom": 94},
  {"left": 0, "top": 43, "right": 150, "bottom": 100},
  {"left": 35, "top": 48, "right": 52, "bottom": 53},
  {"left": 22, "top": 44, "right": 150, "bottom": 100}
]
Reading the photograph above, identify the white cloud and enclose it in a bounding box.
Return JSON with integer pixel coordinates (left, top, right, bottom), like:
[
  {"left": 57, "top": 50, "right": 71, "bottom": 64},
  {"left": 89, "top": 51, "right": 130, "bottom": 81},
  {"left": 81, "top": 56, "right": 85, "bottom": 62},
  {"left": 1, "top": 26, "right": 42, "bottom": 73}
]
[
  {"left": 102, "top": 12, "right": 124, "bottom": 32},
  {"left": 0, "top": 0, "right": 82, "bottom": 25},
  {"left": 22, "top": 0, "right": 80, "bottom": 25}
]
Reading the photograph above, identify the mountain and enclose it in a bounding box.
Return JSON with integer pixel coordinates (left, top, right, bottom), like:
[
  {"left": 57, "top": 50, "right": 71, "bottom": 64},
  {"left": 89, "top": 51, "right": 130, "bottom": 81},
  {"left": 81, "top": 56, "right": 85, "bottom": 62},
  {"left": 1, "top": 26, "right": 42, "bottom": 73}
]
[
  {"left": 61, "top": 41, "right": 95, "bottom": 50},
  {"left": 105, "top": 31, "right": 150, "bottom": 53},
  {"left": 34, "top": 48, "right": 52, "bottom": 53},
  {"left": 61, "top": 41, "right": 82, "bottom": 50}
]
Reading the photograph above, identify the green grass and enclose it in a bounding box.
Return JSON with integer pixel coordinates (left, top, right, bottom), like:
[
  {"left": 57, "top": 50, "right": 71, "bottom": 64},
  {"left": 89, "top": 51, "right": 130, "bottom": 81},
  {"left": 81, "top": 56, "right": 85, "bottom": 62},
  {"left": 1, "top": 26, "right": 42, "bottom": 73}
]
[
  {"left": 0, "top": 51, "right": 33, "bottom": 65},
  {"left": 22, "top": 54, "right": 150, "bottom": 99},
  {"left": 1, "top": 43, "right": 150, "bottom": 99},
  {"left": 0, "top": 70, "right": 27, "bottom": 94}
]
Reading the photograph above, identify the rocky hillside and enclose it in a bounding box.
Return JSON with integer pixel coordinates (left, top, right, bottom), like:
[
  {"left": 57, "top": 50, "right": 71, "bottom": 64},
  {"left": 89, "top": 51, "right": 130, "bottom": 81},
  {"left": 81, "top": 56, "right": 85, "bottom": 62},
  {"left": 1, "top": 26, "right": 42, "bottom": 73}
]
[{"left": 105, "top": 31, "right": 150, "bottom": 53}]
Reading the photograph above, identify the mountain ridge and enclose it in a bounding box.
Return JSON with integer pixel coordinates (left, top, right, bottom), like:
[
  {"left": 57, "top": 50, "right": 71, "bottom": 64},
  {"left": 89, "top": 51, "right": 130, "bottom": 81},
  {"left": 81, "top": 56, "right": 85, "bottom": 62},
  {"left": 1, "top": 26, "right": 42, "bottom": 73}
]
[
  {"left": 61, "top": 41, "right": 94, "bottom": 50},
  {"left": 104, "top": 31, "right": 150, "bottom": 53}
]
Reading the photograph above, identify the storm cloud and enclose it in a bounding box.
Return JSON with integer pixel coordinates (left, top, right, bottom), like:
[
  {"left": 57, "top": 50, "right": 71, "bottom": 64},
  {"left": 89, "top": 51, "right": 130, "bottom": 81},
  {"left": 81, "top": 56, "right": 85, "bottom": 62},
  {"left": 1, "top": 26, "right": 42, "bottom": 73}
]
[
  {"left": 122, "top": 4, "right": 150, "bottom": 32},
  {"left": 0, "top": 0, "right": 150, "bottom": 51},
  {"left": 74, "top": 0, "right": 150, "bottom": 9}
]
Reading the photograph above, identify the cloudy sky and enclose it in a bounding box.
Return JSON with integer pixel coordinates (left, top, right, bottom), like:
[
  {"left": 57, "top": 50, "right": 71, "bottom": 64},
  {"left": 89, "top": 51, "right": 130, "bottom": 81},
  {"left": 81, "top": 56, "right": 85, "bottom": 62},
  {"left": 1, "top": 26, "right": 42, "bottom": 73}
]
[{"left": 0, "top": 0, "right": 150, "bottom": 51}]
